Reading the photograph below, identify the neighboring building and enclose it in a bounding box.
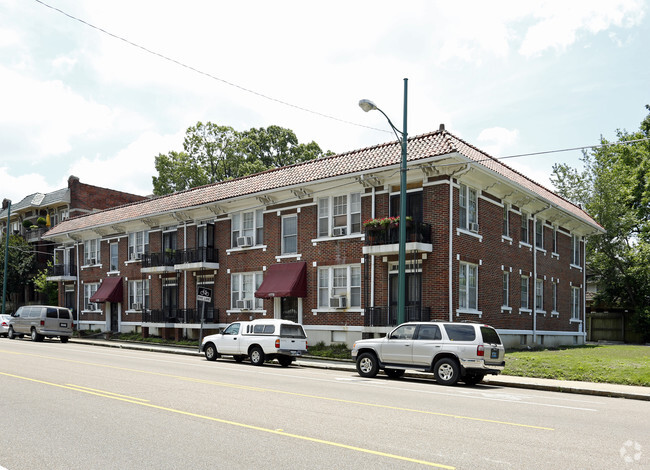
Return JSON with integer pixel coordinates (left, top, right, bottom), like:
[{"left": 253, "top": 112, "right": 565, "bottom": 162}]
[
  {"left": 43, "top": 128, "right": 604, "bottom": 348},
  {"left": 1, "top": 176, "right": 148, "bottom": 307}
]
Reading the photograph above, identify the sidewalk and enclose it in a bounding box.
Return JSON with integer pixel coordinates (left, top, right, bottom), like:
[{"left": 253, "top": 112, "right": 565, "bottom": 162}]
[{"left": 70, "top": 338, "right": 650, "bottom": 401}]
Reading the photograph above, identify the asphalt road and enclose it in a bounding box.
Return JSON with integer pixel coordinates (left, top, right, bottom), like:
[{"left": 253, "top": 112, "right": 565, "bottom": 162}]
[{"left": 1, "top": 338, "right": 647, "bottom": 470}]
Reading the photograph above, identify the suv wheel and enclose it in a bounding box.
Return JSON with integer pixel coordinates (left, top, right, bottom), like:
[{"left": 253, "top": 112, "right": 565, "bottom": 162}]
[
  {"left": 433, "top": 358, "right": 460, "bottom": 386},
  {"left": 8, "top": 326, "right": 16, "bottom": 340},
  {"left": 60, "top": 336, "right": 69, "bottom": 344},
  {"left": 356, "top": 352, "right": 379, "bottom": 378},
  {"left": 204, "top": 343, "right": 218, "bottom": 361},
  {"left": 249, "top": 346, "right": 265, "bottom": 366}
]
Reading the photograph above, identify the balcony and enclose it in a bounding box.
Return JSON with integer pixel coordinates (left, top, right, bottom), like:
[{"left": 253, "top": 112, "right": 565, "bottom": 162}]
[
  {"left": 362, "top": 222, "right": 433, "bottom": 256},
  {"left": 174, "top": 247, "right": 219, "bottom": 271},
  {"left": 25, "top": 227, "right": 48, "bottom": 243},
  {"left": 364, "top": 305, "right": 431, "bottom": 327},
  {"left": 142, "top": 307, "right": 219, "bottom": 324},
  {"left": 141, "top": 251, "right": 177, "bottom": 273},
  {"left": 46, "top": 263, "right": 77, "bottom": 281}
]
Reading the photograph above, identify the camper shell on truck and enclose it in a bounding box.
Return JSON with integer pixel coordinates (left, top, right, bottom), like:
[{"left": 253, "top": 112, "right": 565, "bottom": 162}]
[{"left": 200, "top": 319, "right": 308, "bottom": 367}]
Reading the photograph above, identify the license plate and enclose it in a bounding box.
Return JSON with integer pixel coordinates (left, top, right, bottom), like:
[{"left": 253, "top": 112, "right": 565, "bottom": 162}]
[
  {"left": 290, "top": 350, "right": 301, "bottom": 356},
  {"left": 490, "top": 349, "right": 499, "bottom": 359},
  {"left": 60, "top": 322, "right": 68, "bottom": 328}
]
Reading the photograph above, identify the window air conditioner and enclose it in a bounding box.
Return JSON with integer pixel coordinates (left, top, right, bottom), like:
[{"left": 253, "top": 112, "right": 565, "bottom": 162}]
[
  {"left": 237, "top": 236, "right": 253, "bottom": 247},
  {"left": 132, "top": 303, "right": 143, "bottom": 311},
  {"left": 130, "top": 251, "right": 142, "bottom": 260},
  {"left": 236, "top": 299, "right": 254, "bottom": 310},
  {"left": 329, "top": 296, "right": 347, "bottom": 308},
  {"left": 87, "top": 303, "right": 96, "bottom": 311},
  {"left": 469, "top": 222, "right": 479, "bottom": 233},
  {"left": 89, "top": 258, "right": 96, "bottom": 265},
  {"left": 332, "top": 227, "right": 347, "bottom": 237}
]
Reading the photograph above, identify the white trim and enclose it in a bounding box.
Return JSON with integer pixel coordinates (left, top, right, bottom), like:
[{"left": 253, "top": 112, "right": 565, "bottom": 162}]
[
  {"left": 456, "top": 227, "right": 483, "bottom": 241},
  {"left": 456, "top": 308, "right": 482, "bottom": 317}
]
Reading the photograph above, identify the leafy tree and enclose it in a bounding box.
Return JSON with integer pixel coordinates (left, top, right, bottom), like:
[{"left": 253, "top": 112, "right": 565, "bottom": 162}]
[
  {"left": 0, "top": 234, "right": 36, "bottom": 306},
  {"left": 152, "top": 122, "right": 331, "bottom": 196},
  {"left": 33, "top": 262, "right": 58, "bottom": 306},
  {"left": 551, "top": 105, "right": 650, "bottom": 341}
]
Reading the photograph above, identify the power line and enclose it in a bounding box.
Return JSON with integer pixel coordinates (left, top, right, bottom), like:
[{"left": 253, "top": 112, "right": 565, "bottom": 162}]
[{"left": 33, "top": 0, "right": 390, "bottom": 134}]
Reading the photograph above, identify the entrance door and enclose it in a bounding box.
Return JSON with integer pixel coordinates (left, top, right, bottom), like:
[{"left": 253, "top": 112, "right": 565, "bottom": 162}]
[
  {"left": 280, "top": 297, "right": 298, "bottom": 323},
  {"left": 108, "top": 303, "right": 118, "bottom": 332},
  {"left": 389, "top": 271, "right": 422, "bottom": 324}
]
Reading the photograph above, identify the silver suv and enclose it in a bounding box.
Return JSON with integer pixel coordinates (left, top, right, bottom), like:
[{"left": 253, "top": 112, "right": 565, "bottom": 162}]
[{"left": 351, "top": 322, "right": 505, "bottom": 385}]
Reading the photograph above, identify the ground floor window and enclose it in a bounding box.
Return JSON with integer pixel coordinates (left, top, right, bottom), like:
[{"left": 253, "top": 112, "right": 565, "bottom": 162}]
[
  {"left": 84, "top": 283, "right": 99, "bottom": 311},
  {"left": 231, "top": 272, "right": 263, "bottom": 309},
  {"left": 571, "top": 286, "right": 581, "bottom": 320},
  {"left": 459, "top": 262, "right": 478, "bottom": 310},
  {"left": 128, "top": 280, "right": 150, "bottom": 311},
  {"left": 318, "top": 265, "right": 361, "bottom": 308}
]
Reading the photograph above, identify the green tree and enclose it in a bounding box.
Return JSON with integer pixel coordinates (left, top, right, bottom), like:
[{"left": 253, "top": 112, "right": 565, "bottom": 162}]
[
  {"left": 33, "top": 262, "right": 58, "bottom": 306},
  {"left": 0, "top": 234, "right": 36, "bottom": 305},
  {"left": 551, "top": 105, "right": 650, "bottom": 341},
  {"left": 152, "top": 122, "right": 331, "bottom": 196}
]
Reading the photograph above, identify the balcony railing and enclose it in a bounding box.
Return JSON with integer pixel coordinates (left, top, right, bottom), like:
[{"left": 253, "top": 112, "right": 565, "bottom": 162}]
[
  {"left": 47, "top": 263, "right": 77, "bottom": 277},
  {"left": 175, "top": 247, "right": 219, "bottom": 264},
  {"left": 364, "top": 221, "right": 431, "bottom": 246},
  {"left": 364, "top": 305, "right": 431, "bottom": 327},
  {"left": 143, "top": 307, "right": 219, "bottom": 324},
  {"left": 142, "top": 251, "right": 176, "bottom": 268},
  {"left": 26, "top": 227, "right": 48, "bottom": 243}
]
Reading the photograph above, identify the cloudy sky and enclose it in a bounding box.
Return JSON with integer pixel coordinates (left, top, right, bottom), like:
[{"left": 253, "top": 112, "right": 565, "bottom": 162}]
[{"left": 1, "top": 0, "right": 649, "bottom": 203}]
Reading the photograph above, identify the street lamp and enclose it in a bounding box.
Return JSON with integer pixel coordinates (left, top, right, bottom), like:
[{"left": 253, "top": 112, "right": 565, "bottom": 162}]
[{"left": 359, "top": 78, "right": 408, "bottom": 325}]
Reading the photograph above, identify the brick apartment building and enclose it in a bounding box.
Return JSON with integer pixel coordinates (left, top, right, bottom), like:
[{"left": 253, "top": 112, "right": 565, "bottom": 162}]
[
  {"left": 1, "top": 176, "right": 147, "bottom": 307},
  {"left": 43, "top": 128, "right": 604, "bottom": 348}
]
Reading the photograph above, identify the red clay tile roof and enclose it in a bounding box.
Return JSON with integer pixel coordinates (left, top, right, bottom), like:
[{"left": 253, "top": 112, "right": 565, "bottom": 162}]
[{"left": 44, "top": 129, "right": 603, "bottom": 237}]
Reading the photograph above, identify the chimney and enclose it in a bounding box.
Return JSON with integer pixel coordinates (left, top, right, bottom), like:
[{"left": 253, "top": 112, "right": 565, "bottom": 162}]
[{"left": 439, "top": 123, "right": 445, "bottom": 132}]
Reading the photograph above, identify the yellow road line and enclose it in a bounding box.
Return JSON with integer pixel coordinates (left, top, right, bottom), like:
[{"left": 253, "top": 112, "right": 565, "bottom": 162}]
[
  {"left": 0, "top": 348, "right": 553, "bottom": 431},
  {"left": 64, "top": 384, "right": 150, "bottom": 402},
  {"left": 1, "top": 372, "right": 454, "bottom": 469}
]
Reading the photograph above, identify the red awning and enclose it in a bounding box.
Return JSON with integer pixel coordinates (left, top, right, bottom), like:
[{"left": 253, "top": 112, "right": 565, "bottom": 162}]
[
  {"left": 90, "top": 277, "right": 123, "bottom": 303},
  {"left": 255, "top": 262, "right": 307, "bottom": 299}
]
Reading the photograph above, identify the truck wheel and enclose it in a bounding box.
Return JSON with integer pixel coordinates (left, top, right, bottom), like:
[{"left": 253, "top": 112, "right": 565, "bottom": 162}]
[
  {"left": 204, "top": 343, "right": 218, "bottom": 361},
  {"left": 385, "top": 368, "right": 405, "bottom": 379},
  {"left": 277, "top": 356, "right": 292, "bottom": 367},
  {"left": 31, "top": 328, "right": 44, "bottom": 342},
  {"left": 356, "top": 352, "right": 379, "bottom": 378},
  {"left": 433, "top": 358, "right": 460, "bottom": 386},
  {"left": 249, "top": 346, "right": 265, "bottom": 366},
  {"left": 60, "top": 336, "right": 69, "bottom": 344},
  {"left": 8, "top": 326, "right": 16, "bottom": 340}
]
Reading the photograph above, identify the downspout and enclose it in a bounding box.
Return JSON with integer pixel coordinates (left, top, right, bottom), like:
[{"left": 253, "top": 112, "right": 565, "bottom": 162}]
[
  {"left": 371, "top": 186, "right": 376, "bottom": 308},
  {"left": 76, "top": 241, "right": 80, "bottom": 324},
  {"left": 183, "top": 222, "right": 188, "bottom": 338},
  {"left": 582, "top": 235, "right": 586, "bottom": 344}
]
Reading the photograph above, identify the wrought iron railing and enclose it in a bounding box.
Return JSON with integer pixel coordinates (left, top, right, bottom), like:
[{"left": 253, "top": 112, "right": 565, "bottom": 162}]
[
  {"left": 364, "top": 305, "right": 430, "bottom": 327},
  {"left": 364, "top": 222, "right": 431, "bottom": 246},
  {"left": 175, "top": 247, "right": 219, "bottom": 264},
  {"left": 143, "top": 307, "right": 218, "bottom": 324},
  {"left": 142, "top": 251, "right": 176, "bottom": 268},
  {"left": 48, "top": 263, "right": 77, "bottom": 277}
]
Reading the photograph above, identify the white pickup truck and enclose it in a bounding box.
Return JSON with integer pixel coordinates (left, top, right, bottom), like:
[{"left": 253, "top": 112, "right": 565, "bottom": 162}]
[{"left": 200, "top": 319, "right": 308, "bottom": 367}]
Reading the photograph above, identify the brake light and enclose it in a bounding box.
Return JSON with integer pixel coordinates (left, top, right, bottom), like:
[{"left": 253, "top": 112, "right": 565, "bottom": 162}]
[
  {"left": 306, "top": 341, "right": 308, "bottom": 351},
  {"left": 477, "top": 345, "right": 485, "bottom": 356},
  {"left": 275, "top": 339, "right": 280, "bottom": 349},
  {"left": 40, "top": 320, "right": 45, "bottom": 326}
]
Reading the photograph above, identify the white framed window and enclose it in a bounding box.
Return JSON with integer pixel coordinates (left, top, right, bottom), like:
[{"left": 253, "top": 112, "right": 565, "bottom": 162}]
[
  {"left": 282, "top": 214, "right": 297, "bottom": 254},
  {"left": 128, "top": 231, "right": 149, "bottom": 260},
  {"left": 535, "top": 279, "right": 544, "bottom": 311},
  {"left": 503, "top": 204, "right": 510, "bottom": 237},
  {"left": 459, "top": 262, "right": 478, "bottom": 310},
  {"left": 535, "top": 219, "right": 544, "bottom": 249},
  {"left": 571, "top": 286, "right": 581, "bottom": 320},
  {"left": 231, "top": 272, "right": 263, "bottom": 309},
  {"left": 459, "top": 184, "right": 478, "bottom": 230},
  {"left": 128, "top": 280, "right": 150, "bottom": 310},
  {"left": 552, "top": 226, "right": 558, "bottom": 254},
  {"left": 520, "top": 276, "right": 529, "bottom": 310},
  {"left": 552, "top": 282, "right": 558, "bottom": 313},
  {"left": 84, "top": 283, "right": 99, "bottom": 311},
  {"left": 110, "top": 243, "right": 118, "bottom": 272},
  {"left": 502, "top": 272, "right": 510, "bottom": 307},
  {"left": 317, "top": 193, "right": 361, "bottom": 237},
  {"left": 317, "top": 265, "right": 361, "bottom": 308},
  {"left": 84, "top": 239, "right": 100, "bottom": 265},
  {"left": 571, "top": 235, "right": 581, "bottom": 266},
  {"left": 232, "top": 209, "right": 264, "bottom": 247},
  {"left": 520, "top": 212, "right": 529, "bottom": 244}
]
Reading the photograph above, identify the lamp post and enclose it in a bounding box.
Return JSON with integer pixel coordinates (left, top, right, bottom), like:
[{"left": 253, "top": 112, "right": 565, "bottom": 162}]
[{"left": 359, "top": 78, "right": 408, "bottom": 325}]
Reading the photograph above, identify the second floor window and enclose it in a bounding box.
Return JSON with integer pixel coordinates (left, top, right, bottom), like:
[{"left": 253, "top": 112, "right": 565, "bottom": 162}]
[
  {"left": 282, "top": 215, "right": 297, "bottom": 254},
  {"left": 459, "top": 184, "right": 477, "bottom": 231},
  {"left": 535, "top": 219, "right": 544, "bottom": 249},
  {"left": 571, "top": 235, "right": 581, "bottom": 266},
  {"left": 317, "top": 193, "right": 361, "bottom": 237},
  {"left": 128, "top": 231, "right": 149, "bottom": 260},
  {"left": 84, "top": 239, "right": 100, "bottom": 265},
  {"left": 232, "top": 209, "right": 264, "bottom": 247},
  {"left": 503, "top": 204, "right": 510, "bottom": 237},
  {"left": 110, "top": 243, "right": 118, "bottom": 272},
  {"left": 521, "top": 212, "right": 529, "bottom": 244}
]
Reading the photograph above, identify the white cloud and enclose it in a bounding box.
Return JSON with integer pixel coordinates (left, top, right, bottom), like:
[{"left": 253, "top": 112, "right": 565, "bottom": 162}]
[
  {"left": 476, "top": 127, "right": 520, "bottom": 157},
  {"left": 65, "top": 130, "right": 185, "bottom": 197},
  {"left": 0, "top": 167, "right": 59, "bottom": 204}
]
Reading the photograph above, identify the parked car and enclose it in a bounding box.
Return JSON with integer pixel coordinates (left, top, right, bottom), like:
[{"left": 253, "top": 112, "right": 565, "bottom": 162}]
[
  {"left": 8, "top": 305, "right": 73, "bottom": 343},
  {"left": 0, "top": 314, "right": 11, "bottom": 337},
  {"left": 351, "top": 321, "right": 505, "bottom": 385},
  {"left": 200, "top": 319, "right": 308, "bottom": 366}
]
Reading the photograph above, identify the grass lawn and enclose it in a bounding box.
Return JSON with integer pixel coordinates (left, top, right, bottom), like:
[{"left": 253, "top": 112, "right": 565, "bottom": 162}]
[{"left": 503, "top": 345, "right": 650, "bottom": 386}]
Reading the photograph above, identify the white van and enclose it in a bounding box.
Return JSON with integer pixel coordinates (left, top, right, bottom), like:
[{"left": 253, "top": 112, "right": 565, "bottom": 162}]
[{"left": 8, "top": 305, "right": 74, "bottom": 343}]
